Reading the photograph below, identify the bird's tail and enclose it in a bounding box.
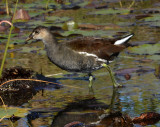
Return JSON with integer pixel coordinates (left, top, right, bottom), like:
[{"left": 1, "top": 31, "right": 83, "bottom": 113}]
[{"left": 114, "top": 34, "right": 134, "bottom": 46}]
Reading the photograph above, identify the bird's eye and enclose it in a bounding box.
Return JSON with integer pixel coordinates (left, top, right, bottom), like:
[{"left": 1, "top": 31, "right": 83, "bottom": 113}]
[{"left": 35, "top": 31, "right": 39, "bottom": 34}]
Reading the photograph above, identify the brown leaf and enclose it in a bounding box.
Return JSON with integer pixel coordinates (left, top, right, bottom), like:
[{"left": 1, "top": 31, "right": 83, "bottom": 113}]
[
  {"left": 0, "top": 26, "right": 7, "bottom": 32},
  {"left": 13, "top": 9, "right": 30, "bottom": 20},
  {"left": 124, "top": 74, "right": 131, "bottom": 80},
  {"left": 78, "top": 24, "right": 120, "bottom": 30},
  {"left": 99, "top": 112, "right": 133, "bottom": 127},
  {"left": 55, "top": 0, "right": 64, "bottom": 4},
  {"left": 135, "top": 14, "right": 151, "bottom": 20},
  {"left": 132, "top": 112, "right": 160, "bottom": 126},
  {"left": 0, "top": 9, "right": 6, "bottom": 15},
  {"left": 139, "top": 59, "right": 153, "bottom": 63},
  {"left": 78, "top": 24, "right": 104, "bottom": 30},
  {"left": 64, "top": 121, "right": 83, "bottom": 127},
  {"left": 12, "top": 27, "right": 20, "bottom": 33}
]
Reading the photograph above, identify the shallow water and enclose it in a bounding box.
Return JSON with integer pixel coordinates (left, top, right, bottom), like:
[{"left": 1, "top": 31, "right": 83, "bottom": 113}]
[{"left": 0, "top": 0, "right": 160, "bottom": 126}]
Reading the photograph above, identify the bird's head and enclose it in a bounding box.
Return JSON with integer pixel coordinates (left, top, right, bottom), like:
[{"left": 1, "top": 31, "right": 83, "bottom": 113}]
[{"left": 26, "top": 26, "right": 49, "bottom": 42}]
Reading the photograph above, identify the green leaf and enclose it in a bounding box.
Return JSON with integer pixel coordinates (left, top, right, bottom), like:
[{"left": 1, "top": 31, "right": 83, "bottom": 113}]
[
  {"left": 147, "top": 55, "right": 160, "bottom": 61},
  {"left": 0, "top": 107, "right": 29, "bottom": 118},
  {"left": 61, "top": 29, "right": 116, "bottom": 37},
  {"left": 78, "top": 1, "right": 89, "bottom": 7},
  {"left": 144, "top": 14, "right": 160, "bottom": 22},
  {"left": 46, "top": 16, "right": 71, "bottom": 22},
  {"left": 20, "top": 46, "right": 46, "bottom": 55},
  {"left": 127, "top": 44, "right": 160, "bottom": 55},
  {"left": 89, "top": 8, "right": 131, "bottom": 15}
]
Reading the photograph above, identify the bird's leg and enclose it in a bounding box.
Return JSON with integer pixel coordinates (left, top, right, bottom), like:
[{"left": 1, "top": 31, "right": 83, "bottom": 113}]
[
  {"left": 102, "top": 63, "right": 122, "bottom": 87},
  {"left": 88, "top": 73, "right": 93, "bottom": 88}
]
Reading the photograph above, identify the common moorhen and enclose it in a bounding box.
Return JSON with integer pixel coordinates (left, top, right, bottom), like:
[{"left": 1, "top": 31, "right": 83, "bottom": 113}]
[{"left": 26, "top": 26, "right": 133, "bottom": 88}]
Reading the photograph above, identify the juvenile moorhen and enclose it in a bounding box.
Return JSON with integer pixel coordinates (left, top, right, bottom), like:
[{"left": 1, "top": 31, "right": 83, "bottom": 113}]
[{"left": 26, "top": 26, "right": 133, "bottom": 88}]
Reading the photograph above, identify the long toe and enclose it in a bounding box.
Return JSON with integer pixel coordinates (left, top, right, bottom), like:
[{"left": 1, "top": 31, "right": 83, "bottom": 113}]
[
  {"left": 113, "top": 82, "right": 122, "bottom": 88},
  {"left": 88, "top": 82, "right": 92, "bottom": 88}
]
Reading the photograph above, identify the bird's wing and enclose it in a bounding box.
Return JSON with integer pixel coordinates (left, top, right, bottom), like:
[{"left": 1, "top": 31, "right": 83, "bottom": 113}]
[{"left": 63, "top": 37, "right": 125, "bottom": 61}]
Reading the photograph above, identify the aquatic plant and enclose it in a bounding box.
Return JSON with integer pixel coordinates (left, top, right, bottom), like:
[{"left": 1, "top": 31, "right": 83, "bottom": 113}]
[{"left": 0, "top": 0, "right": 19, "bottom": 78}]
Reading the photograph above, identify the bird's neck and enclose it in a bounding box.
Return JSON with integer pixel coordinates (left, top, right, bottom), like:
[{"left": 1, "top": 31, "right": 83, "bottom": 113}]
[
  {"left": 43, "top": 32, "right": 58, "bottom": 48},
  {"left": 42, "top": 32, "right": 60, "bottom": 58}
]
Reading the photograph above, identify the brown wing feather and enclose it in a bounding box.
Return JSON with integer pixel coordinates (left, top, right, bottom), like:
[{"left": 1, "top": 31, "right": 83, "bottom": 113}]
[{"left": 63, "top": 37, "right": 126, "bottom": 61}]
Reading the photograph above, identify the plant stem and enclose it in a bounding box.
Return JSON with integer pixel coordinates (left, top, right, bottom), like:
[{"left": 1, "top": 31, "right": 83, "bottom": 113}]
[
  {"left": 6, "top": 0, "right": 9, "bottom": 15},
  {"left": 0, "top": 26, "right": 13, "bottom": 78},
  {"left": 129, "top": 0, "right": 135, "bottom": 9},
  {"left": 46, "top": 0, "right": 50, "bottom": 10},
  {"left": 0, "top": 0, "right": 19, "bottom": 78},
  {"left": 12, "top": 0, "right": 19, "bottom": 21},
  {"left": 119, "top": 0, "right": 123, "bottom": 8}
]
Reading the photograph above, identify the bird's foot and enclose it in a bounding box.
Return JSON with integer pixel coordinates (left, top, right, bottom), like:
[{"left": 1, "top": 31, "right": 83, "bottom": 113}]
[
  {"left": 102, "top": 63, "right": 123, "bottom": 88},
  {"left": 88, "top": 75, "right": 93, "bottom": 88},
  {"left": 113, "top": 82, "right": 123, "bottom": 88}
]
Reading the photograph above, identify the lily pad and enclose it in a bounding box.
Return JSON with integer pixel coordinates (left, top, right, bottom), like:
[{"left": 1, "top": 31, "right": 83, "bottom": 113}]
[
  {"left": 147, "top": 55, "right": 160, "bottom": 61},
  {"left": 144, "top": 14, "right": 160, "bottom": 22},
  {"left": 89, "top": 8, "right": 131, "bottom": 15},
  {"left": 20, "top": 46, "right": 46, "bottom": 55},
  {"left": 27, "top": 16, "right": 71, "bottom": 28},
  {"left": 78, "top": 1, "right": 90, "bottom": 8},
  {"left": 0, "top": 107, "right": 29, "bottom": 118},
  {"left": 142, "top": 14, "right": 160, "bottom": 27},
  {"left": 0, "top": 33, "right": 18, "bottom": 38},
  {"left": 27, "top": 20, "right": 50, "bottom": 28},
  {"left": 60, "top": 29, "right": 117, "bottom": 37},
  {"left": 127, "top": 44, "right": 160, "bottom": 55},
  {"left": 148, "top": 22, "right": 160, "bottom": 27},
  {"left": 46, "top": 16, "right": 71, "bottom": 23},
  {"left": 29, "top": 10, "right": 49, "bottom": 18}
]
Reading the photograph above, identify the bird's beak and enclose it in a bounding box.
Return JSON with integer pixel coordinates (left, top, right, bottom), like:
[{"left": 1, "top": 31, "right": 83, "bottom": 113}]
[
  {"left": 26, "top": 34, "right": 33, "bottom": 42},
  {"left": 26, "top": 37, "right": 32, "bottom": 41}
]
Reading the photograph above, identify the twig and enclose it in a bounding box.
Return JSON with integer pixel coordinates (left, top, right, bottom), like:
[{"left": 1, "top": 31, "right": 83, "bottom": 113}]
[
  {"left": 0, "top": 79, "right": 83, "bottom": 89},
  {"left": 45, "top": 73, "right": 63, "bottom": 77},
  {"left": 0, "top": 20, "right": 13, "bottom": 26},
  {"left": 0, "top": 96, "right": 8, "bottom": 115},
  {"left": 128, "top": 0, "right": 135, "bottom": 9},
  {"left": 0, "top": 115, "right": 8, "bottom": 122}
]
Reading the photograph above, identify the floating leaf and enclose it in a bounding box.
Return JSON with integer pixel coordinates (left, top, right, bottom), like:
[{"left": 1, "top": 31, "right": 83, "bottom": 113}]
[
  {"left": 20, "top": 46, "right": 46, "bottom": 55},
  {"left": 78, "top": 1, "right": 90, "bottom": 8},
  {"left": 28, "top": 10, "right": 48, "bottom": 17},
  {"left": 127, "top": 44, "right": 160, "bottom": 55},
  {"left": 144, "top": 14, "right": 160, "bottom": 22},
  {"left": 148, "top": 22, "right": 160, "bottom": 27},
  {"left": 0, "top": 108, "right": 16, "bottom": 118},
  {"left": 0, "top": 107, "right": 29, "bottom": 118},
  {"left": 46, "top": 16, "right": 71, "bottom": 22},
  {"left": 147, "top": 55, "right": 160, "bottom": 61},
  {"left": 0, "top": 33, "right": 18, "bottom": 40},
  {"left": 89, "top": 8, "right": 131, "bottom": 15},
  {"left": 133, "top": 112, "right": 160, "bottom": 126},
  {"left": 27, "top": 16, "right": 71, "bottom": 28},
  {"left": 78, "top": 23, "right": 120, "bottom": 30},
  {"left": 135, "top": 14, "right": 151, "bottom": 20},
  {"left": 60, "top": 29, "right": 116, "bottom": 37}
]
